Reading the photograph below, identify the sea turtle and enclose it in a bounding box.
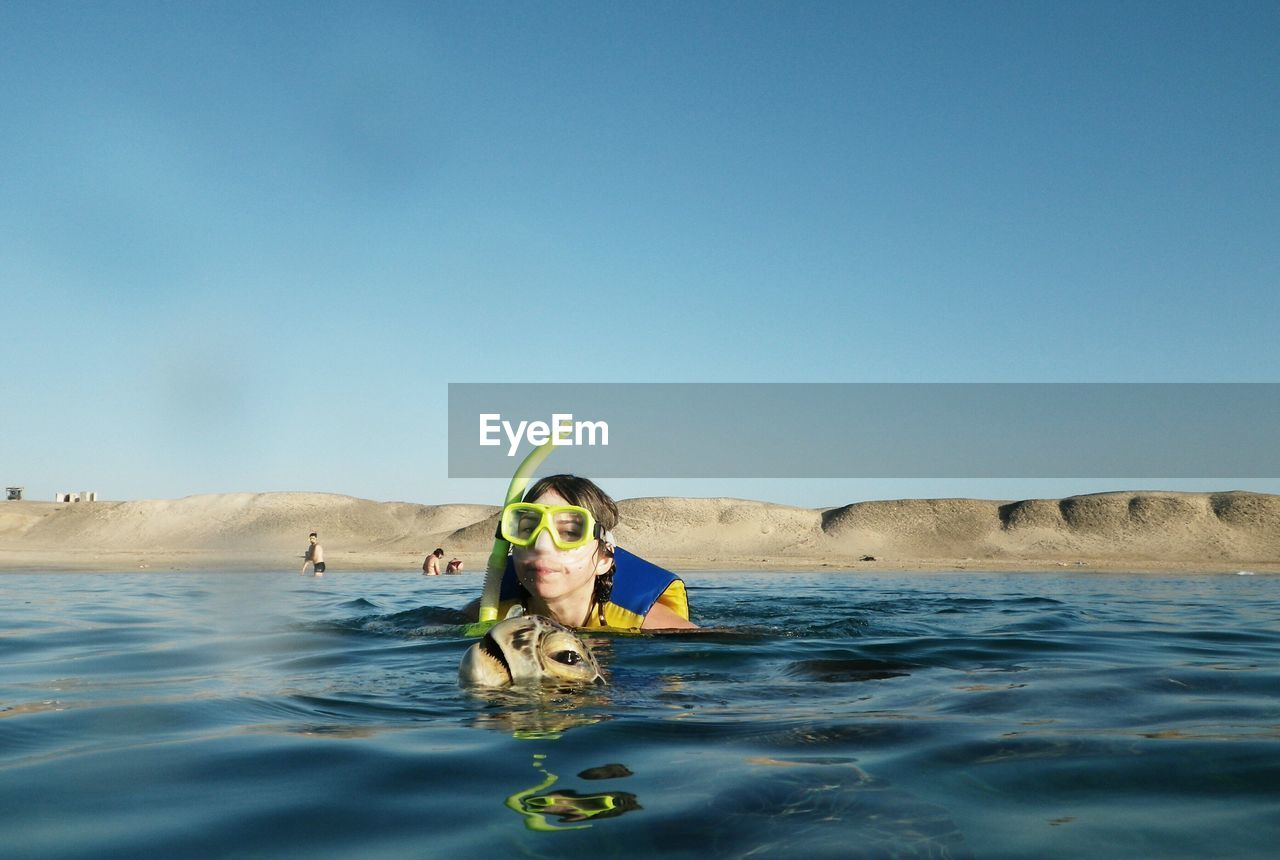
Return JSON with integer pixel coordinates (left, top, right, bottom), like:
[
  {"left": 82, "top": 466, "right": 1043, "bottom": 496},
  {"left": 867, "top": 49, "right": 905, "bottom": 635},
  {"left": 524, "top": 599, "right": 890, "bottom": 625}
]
[{"left": 459, "top": 615, "right": 605, "bottom": 687}]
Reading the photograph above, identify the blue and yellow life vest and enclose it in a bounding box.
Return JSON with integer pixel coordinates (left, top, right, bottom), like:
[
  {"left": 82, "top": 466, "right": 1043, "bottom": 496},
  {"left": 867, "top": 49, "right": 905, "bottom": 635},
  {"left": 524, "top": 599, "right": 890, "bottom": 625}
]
[{"left": 496, "top": 547, "right": 689, "bottom": 630}]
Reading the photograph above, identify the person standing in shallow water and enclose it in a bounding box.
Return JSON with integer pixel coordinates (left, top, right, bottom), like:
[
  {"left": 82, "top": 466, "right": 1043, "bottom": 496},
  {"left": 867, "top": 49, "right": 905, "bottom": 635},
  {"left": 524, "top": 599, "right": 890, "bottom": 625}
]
[
  {"left": 302, "top": 532, "right": 325, "bottom": 575},
  {"left": 423, "top": 548, "right": 444, "bottom": 575}
]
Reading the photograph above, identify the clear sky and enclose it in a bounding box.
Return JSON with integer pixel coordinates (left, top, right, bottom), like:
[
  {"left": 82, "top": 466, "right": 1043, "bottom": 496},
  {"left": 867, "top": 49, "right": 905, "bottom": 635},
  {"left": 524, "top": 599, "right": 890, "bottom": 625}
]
[{"left": 2, "top": 1, "right": 1277, "bottom": 507}]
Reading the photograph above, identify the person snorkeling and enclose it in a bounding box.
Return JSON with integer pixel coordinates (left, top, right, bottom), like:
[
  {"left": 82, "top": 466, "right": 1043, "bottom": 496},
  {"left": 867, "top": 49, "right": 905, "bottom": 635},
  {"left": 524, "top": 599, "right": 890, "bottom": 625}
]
[{"left": 466, "top": 474, "right": 695, "bottom": 631}]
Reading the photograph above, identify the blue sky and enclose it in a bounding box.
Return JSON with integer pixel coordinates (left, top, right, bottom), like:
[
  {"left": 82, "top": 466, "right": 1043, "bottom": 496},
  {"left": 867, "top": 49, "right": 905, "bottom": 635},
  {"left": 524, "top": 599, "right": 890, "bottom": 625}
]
[{"left": 2, "top": 1, "right": 1277, "bottom": 507}]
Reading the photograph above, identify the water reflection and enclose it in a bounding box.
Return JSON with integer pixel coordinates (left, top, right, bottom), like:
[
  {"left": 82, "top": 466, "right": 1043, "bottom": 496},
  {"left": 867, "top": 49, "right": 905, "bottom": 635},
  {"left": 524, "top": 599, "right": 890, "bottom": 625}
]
[
  {"left": 462, "top": 666, "right": 639, "bottom": 830},
  {"left": 505, "top": 753, "right": 642, "bottom": 831},
  {"left": 463, "top": 685, "right": 611, "bottom": 739}
]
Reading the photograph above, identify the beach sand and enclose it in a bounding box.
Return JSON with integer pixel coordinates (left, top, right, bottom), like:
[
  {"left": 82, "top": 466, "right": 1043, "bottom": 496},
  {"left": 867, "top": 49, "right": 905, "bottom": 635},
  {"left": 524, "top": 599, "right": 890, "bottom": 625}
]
[{"left": 1, "top": 490, "right": 1277, "bottom": 573}]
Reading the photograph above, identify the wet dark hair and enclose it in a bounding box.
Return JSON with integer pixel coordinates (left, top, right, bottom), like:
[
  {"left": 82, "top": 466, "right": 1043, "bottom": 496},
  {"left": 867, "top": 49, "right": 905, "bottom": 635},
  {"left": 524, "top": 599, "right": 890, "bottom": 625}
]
[
  {"left": 309, "top": 532, "right": 317, "bottom": 538},
  {"left": 434, "top": 548, "right": 444, "bottom": 556},
  {"left": 519, "top": 474, "right": 618, "bottom": 610}
]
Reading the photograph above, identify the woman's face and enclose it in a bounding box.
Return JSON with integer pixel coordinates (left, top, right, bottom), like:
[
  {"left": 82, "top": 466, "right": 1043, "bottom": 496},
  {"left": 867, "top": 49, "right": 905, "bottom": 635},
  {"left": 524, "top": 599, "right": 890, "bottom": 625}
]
[{"left": 511, "top": 489, "right": 613, "bottom": 606}]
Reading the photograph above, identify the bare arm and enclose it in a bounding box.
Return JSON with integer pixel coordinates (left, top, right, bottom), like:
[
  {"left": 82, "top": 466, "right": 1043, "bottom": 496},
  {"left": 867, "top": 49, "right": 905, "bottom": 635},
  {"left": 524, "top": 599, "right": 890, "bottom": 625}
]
[{"left": 642, "top": 602, "right": 699, "bottom": 630}]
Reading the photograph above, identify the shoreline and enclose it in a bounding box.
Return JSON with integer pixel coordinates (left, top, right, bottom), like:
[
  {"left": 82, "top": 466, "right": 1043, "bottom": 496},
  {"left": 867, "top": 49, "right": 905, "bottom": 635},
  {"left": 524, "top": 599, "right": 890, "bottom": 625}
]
[
  {"left": 1, "top": 548, "right": 1276, "bottom": 575},
  {"left": 3, "top": 489, "right": 1276, "bottom": 574}
]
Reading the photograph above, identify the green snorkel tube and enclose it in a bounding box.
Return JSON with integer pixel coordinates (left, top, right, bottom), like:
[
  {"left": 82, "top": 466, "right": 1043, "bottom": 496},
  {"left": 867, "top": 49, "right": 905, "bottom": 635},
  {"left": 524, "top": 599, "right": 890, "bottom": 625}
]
[{"left": 463, "top": 438, "right": 557, "bottom": 637}]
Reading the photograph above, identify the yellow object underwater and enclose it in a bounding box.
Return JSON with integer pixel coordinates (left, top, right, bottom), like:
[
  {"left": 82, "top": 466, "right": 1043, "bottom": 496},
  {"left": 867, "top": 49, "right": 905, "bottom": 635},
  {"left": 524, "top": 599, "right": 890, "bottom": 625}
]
[
  {"left": 504, "top": 754, "right": 587, "bottom": 832},
  {"left": 505, "top": 754, "right": 639, "bottom": 831}
]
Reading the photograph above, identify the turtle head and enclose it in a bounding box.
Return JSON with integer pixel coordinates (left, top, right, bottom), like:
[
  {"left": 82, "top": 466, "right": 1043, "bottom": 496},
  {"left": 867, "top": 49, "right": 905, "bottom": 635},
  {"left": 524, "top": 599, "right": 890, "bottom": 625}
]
[{"left": 459, "top": 615, "right": 605, "bottom": 687}]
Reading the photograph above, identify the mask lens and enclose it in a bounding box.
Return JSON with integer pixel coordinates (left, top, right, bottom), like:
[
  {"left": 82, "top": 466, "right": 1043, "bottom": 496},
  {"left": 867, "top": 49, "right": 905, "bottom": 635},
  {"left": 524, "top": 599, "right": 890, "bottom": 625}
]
[
  {"left": 502, "top": 504, "right": 546, "bottom": 546},
  {"left": 550, "top": 509, "right": 587, "bottom": 545},
  {"left": 515, "top": 510, "right": 542, "bottom": 540}
]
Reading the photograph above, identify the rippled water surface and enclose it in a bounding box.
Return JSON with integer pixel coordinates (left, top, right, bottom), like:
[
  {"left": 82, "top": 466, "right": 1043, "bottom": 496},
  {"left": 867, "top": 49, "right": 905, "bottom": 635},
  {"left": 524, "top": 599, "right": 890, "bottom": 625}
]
[{"left": 2, "top": 569, "right": 1278, "bottom": 858}]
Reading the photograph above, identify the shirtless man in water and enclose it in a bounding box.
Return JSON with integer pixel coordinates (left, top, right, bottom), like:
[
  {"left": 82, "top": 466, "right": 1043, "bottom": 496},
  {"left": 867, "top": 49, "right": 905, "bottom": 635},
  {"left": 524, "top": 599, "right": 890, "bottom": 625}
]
[
  {"left": 302, "top": 533, "right": 325, "bottom": 575},
  {"left": 423, "top": 547, "right": 443, "bottom": 576}
]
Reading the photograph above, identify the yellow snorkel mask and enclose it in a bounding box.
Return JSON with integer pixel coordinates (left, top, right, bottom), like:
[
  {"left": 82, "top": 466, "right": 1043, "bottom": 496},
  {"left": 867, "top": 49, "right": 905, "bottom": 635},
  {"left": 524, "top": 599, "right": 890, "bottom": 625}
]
[{"left": 498, "top": 502, "right": 614, "bottom": 551}]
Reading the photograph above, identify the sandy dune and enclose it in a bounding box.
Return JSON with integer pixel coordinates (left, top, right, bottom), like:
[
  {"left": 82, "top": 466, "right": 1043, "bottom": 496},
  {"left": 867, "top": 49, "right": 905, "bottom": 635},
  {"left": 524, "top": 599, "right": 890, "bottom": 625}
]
[{"left": 0, "top": 490, "right": 1276, "bottom": 572}]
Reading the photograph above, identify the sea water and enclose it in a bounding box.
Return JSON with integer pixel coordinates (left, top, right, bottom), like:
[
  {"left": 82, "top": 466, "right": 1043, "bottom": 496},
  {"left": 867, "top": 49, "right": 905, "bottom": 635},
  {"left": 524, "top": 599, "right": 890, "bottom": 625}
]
[{"left": 1, "top": 569, "right": 1277, "bottom": 859}]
